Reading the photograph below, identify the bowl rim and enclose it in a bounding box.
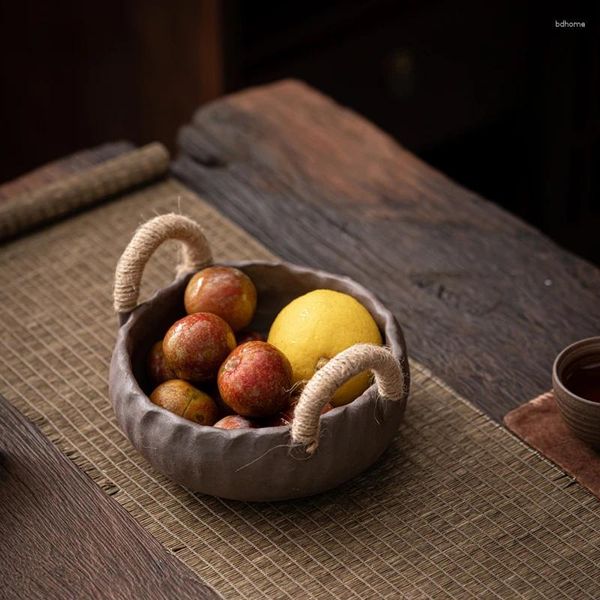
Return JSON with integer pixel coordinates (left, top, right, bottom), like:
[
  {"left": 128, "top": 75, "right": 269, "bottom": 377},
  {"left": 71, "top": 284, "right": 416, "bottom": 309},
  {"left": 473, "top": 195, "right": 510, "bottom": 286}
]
[
  {"left": 115, "top": 259, "right": 409, "bottom": 441},
  {"left": 552, "top": 335, "right": 600, "bottom": 408}
]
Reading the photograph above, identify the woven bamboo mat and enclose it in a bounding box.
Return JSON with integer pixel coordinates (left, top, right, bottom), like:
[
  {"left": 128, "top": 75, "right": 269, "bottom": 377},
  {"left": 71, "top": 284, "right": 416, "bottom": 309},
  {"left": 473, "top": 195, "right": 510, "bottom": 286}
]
[{"left": 1, "top": 180, "right": 600, "bottom": 599}]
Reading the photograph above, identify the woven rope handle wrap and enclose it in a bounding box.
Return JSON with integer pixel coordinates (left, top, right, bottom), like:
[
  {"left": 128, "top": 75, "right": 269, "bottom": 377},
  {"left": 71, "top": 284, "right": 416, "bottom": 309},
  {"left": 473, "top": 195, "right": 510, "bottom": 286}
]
[
  {"left": 113, "top": 213, "right": 212, "bottom": 313},
  {"left": 291, "top": 343, "right": 406, "bottom": 454}
]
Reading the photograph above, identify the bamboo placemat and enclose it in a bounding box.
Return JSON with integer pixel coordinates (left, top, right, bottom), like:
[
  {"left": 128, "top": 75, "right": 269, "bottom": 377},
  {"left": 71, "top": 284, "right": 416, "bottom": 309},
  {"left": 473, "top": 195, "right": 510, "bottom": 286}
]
[
  {"left": 1, "top": 179, "right": 600, "bottom": 599},
  {"left": 0, "top": 142, "right": 168, "bottom": 241},
  {"left": 0, "top": 141, "right": 133, "bottom": 201}
]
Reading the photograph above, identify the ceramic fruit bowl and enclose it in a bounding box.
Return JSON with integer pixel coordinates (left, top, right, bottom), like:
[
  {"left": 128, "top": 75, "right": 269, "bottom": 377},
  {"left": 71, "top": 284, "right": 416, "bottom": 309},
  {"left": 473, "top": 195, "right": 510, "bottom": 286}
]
[{"left": 109, "top": 214, "right": 410, "bottom": 501}]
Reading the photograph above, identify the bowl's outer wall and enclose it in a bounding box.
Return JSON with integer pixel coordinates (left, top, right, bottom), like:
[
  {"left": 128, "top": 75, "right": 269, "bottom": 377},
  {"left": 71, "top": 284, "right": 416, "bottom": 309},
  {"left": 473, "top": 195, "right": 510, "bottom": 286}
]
[{"left": 109, "top": 261, "right": 410, "bottom": 501}]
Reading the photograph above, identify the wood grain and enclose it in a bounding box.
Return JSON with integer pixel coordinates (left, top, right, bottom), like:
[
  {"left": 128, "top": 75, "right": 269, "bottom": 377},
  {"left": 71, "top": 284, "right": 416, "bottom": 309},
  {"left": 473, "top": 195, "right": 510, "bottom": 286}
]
[
  {"left": 0, "top": 393, "right": 218, "bottom": 600},
  {"left": 174, "top": 79, "right": 600, "bottom": 421}
]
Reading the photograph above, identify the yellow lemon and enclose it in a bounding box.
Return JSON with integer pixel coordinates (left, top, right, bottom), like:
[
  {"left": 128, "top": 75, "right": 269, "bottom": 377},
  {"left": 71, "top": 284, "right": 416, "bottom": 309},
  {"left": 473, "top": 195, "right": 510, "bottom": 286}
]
[{"left": 267, "top": 289, "right": 382, "bottom": 406}]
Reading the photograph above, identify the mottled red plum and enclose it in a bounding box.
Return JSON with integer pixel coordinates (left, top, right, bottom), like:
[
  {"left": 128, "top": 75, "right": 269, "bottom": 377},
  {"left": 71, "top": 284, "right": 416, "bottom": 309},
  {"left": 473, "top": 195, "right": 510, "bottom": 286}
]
[
  {"left": 150, "top": 379, "right": 218, "bottom": 426},
  {"left": 147, "top": 340, "right": 176, "bottom": 385},
  {"left": 236, "top": 330, "right": 266, "bottom": 345},
  {"left": 213, "top": 415, "right": 257, "bottom": 430},
  {"left": 163, "top": 312, "right": 236, "bottom": 382},
  {"left": 184, "top": 266, "right": 257, "bottom": 332},
  {"left": 218, "top": 341, "right": 292, "bottom": 417}
]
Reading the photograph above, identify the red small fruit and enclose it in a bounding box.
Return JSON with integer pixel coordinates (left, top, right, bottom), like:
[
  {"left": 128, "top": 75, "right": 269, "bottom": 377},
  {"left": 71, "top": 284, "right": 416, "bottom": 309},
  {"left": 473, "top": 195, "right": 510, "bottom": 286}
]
[
  {"left": 218, "top": 341, "right": 293, "bottom": 417},
  {"left": 147, "top": 340, "right": 177, "bottom": 385},
  {"left": 214, "top": 415, "right": 256, "bottom": 430},
  {"left": 150, "top": 379, "right": 218, "bottom": 426},
  {"left": 184, "top": 266, "right": 257, "bottom": 332},
  {"left": 236, "top": 330, "right": 266, "bottom": 345},
  {"left": 207, "top": 384, "right": 235, "bottom": 417},
  {"left": 163, "top": 312, "right": 236, "bottom": 382}
]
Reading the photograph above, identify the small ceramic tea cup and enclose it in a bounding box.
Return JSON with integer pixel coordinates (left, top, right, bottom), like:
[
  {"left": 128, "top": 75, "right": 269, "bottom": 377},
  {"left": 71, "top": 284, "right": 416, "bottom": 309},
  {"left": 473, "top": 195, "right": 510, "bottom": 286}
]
[{"left": 553, "top": 336, "right": 600, "bottom": 449}]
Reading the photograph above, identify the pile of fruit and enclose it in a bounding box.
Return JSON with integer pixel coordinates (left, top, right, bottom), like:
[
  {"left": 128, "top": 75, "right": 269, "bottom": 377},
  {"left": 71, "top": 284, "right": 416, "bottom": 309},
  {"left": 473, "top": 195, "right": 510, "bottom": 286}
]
[{"left": 147, "top": 266, "right": 383, "bottom": 430}]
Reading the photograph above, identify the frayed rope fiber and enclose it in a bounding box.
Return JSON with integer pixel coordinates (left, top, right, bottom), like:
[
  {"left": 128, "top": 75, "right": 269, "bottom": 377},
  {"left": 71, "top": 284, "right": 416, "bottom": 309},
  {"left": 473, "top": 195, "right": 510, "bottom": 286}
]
[
  {"left": 292, "top": 343, "right": 406, "bottom": 454},
  {"left": 113, "top": 213, "right": 212, "bottom": 313}
]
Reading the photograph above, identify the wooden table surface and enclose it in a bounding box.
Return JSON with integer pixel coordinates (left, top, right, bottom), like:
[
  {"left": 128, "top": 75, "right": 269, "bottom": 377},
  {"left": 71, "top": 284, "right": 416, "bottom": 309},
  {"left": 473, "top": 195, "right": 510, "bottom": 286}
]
[
  {"left": 1, "top": 80, "right": 599, "bottom": 598},
  {"left": 174, "top": 80, "right": 600, "bottom": 422}
]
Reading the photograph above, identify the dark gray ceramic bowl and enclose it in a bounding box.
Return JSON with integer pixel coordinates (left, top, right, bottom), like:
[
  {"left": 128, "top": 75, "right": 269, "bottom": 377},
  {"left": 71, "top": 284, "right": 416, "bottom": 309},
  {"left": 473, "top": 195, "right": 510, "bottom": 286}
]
[
  {"left": 553, "top": 336, "right": 600, "bottom": 449},
  {"left": 109, "top": 261, "right": 409, "bottom": 501}
]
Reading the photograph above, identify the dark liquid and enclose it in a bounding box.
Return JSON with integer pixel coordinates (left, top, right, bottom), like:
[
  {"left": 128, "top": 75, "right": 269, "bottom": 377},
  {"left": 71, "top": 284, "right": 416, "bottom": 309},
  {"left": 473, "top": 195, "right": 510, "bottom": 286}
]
[{"left": 564, "top": 361, "right": 600, "bottom": 403}]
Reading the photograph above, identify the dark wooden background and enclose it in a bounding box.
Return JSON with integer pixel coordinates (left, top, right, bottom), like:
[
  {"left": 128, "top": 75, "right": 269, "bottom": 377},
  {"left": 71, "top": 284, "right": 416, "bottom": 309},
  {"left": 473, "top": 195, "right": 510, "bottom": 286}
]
[{"left": 0, "top": 0, "right": 598, "bottom": 263}]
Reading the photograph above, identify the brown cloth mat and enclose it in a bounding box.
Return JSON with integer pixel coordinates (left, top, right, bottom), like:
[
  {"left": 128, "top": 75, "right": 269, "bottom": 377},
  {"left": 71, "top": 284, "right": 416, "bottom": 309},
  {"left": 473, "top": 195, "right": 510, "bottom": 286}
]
[
  {"left": 505, "top": 391, "right": 600, "bottom": 500},
  {"left": 1, "top": 180, "right": 600, "bottom": 599},
  {"left": 0, "top": 142, "right": 168, "bottom": 241}
]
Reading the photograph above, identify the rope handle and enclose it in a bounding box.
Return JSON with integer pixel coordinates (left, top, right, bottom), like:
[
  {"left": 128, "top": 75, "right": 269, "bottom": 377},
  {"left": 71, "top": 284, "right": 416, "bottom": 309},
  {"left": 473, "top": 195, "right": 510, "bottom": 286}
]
[
  {"left": 291, "top": 343, "right": 406, "bottom": 454},
  {"left": 113, "top": 213, "right": 212, "bottom": 315}
]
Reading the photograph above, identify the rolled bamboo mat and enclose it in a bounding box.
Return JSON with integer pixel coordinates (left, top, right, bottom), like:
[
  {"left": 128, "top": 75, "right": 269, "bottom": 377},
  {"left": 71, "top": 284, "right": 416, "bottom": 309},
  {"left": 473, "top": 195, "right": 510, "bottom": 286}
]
[
  {"left": 0, "top": 141, "right": 134, "bottom": 201},
  {"left": 0, "top": 142, "right": 168, "bottom": 241},
  {"left": 1, "top": 179, "right": 599, "bottom": 599}
]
